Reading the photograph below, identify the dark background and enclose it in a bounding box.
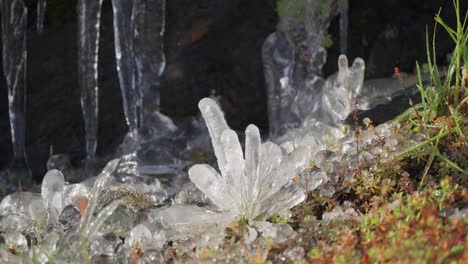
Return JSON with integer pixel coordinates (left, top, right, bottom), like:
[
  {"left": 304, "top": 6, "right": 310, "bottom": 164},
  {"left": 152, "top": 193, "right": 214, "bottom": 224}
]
[{"left": 0, "top": 0, "right": 466, "bottom": 180}]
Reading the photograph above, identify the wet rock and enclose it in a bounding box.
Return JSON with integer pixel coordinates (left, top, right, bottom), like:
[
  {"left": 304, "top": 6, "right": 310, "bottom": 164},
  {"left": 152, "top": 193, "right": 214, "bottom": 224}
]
[{"left": 58, "top": 205, "right": 81, "bottom": 229}]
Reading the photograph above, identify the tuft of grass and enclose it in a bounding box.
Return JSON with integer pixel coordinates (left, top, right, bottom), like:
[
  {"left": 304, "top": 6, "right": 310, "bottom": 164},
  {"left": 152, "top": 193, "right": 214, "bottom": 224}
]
[
  {"left": 394, "top": 0, "right": 467, "bottom": 187},
  {"left": 414, "top": 0, "right": 468, "bottom": 120}
]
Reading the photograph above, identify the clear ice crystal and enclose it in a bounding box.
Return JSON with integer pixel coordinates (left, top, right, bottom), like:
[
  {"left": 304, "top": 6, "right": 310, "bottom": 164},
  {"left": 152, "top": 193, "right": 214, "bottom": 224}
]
[
  {"left": 275, "top": 119, "right": 346, "bottom": 158},
  {"left": 263, "top": 0, "right": 353, "bottom": 137},
  {"left": 322, "top": 55, "right": 365, "bottom": 125},
  {"left": 134, "top": 0, "right": 166, "bottom": 122},
  {"left": 188, "top": 98, "right": 310, "bottom": 220},
  {"left": 297, "top": 170, "right": 329, "bottom": 193},
  {"left": 0, "top": 215, "right": 28, "bottom": 233},
  {"left": 41, "top": 169, "right": 65, "bottom": 225},
  {"left": 1, "top": 0, "right": 31, "bottom": 183},
  {"left": 148, "top": 204, "right": 231, "bottom": 243},
  {"left": 253, "top": 221, "right": 298, "bottom": 245},
  {"left": 79, "top": 159, "right": 119, "bottom": 236},
  {"left": 77, "top": 0, "right": 104, "bottom": 159},
  {"left": 29, "top": 230, "right": 61, "bottom": 263},
  {"left": 2, "top": 231, "right": 28, "bottom": 253},
  {"left": 37, "top": 0, "right": 47, "bottom": 34},
  {"left": 63, "top": 183, "right": 90, "bottom": 207},
  {"left": 0, "top": 192, "right": 47, "bottom": 233},
  {"left": 112, "top": 0, "right": 138, "bottom": 132},
  {"left": 149, "top": 204, "right": 235, "bottom": 235},
  {"left": 125, "top": 223, "right": 153, "bottom": 248},
  {"left": 86, "top": 200, "right": 122, "bottom": 238}
]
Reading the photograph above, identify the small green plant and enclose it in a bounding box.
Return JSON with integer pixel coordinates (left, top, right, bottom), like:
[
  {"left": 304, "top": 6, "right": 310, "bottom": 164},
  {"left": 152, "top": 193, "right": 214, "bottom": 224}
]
[
  {"left": 394, "top": 0, "right": 467, "bottom": 187},
  {"left": 415, "top": 0, "right": 468, "bottom": 119}
]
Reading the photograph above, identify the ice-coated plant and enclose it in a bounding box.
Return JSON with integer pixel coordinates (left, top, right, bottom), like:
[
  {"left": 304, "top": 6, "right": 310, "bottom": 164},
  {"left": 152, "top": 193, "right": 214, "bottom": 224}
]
[
  {"left": 0, "top": 160, "right": 127, "bottom": 262},
  {"left": 189, "top": 98, "right": 311, "bottom": 220}
]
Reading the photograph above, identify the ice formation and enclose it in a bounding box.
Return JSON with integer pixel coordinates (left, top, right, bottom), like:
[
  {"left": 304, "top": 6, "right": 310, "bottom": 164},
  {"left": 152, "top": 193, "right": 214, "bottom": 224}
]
[
  {"left": 270, "top": 54, "right": 364, "bottom": 163},
  {"left": 112, "top": 0, "right": 138, "bottom": 132},
  {"left": 191, "top": 98, "right": 310, "bottom": 219},
  {"left": 1, "top": 0, "right": 31, "bottom": 183},
  {"left": 0, "top": 104, "right": 432, "bottom": 262},
  {"left": 263, "top": 0, "right": 351, "bottom": 137},
  {"left": 133, "top": 0, "right": 166, "bottom": 123},
  {"left": 111, "top": 0, "right": 166, "bottom": 134},
  {"left": 110, "top": 0, "right": 172, "bottom": 175},
  {"left": 37, "top": 0, "right": 47, "bottom": 34},
  {"left": 77, "top": 0, "right": 104, "bottom": 160},
  {"left": 147, "top": 98, "right": 311, "bottom": 241}
]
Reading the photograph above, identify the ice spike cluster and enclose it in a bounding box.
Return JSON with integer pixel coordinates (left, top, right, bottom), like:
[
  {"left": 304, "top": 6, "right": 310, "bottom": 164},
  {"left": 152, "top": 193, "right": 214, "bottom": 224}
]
[{"left": 189, "top": 98, "right": 311, "bottom": 220}]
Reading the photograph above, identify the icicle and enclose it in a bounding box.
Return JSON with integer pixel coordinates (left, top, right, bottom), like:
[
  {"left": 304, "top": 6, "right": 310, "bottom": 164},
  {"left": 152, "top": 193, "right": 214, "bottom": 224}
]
[
  {"left": 36, "top": 0, "right": 46, "bottom": 34},
  {"left": 77, "top": 0, "right": 104, "bottom": 160},
  {"left": 133, "top": 0, "right": 166, "bottom": 125},
  {"left": 339, "top": 0, "right": 349, "bottom": 54},
  {"left": 112, "top": 0, "right": 138, "bottom": 132},
  {"left": 1, "top": 0, "right": 31, "bottom": 183}
]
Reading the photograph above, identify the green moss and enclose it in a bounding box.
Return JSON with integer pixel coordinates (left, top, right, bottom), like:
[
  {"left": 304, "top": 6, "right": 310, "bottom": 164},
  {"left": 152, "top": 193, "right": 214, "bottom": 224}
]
[
  {"left": 276, "top": 0, "right": 340, "bottom": 23},
  {"left": 276, "top": 0, "right": 308, "bottom": 22}
]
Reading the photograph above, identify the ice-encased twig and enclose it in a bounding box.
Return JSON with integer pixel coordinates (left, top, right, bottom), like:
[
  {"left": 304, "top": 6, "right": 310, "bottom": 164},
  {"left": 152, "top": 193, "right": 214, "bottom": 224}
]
[
  {"left": 1, "top": 0, "right": 31, "bottom": 182},
  {"left": 77, "top": 0, "right": 104, "bottom": 160},
  {"left": 78, "top": 159, "right": 119, "bottom": 237},
  {"left": 112, "top": 0, "right": 138, "bottom": 132},
  {"left": 36, "top": 0, "right": 46, "bottom": 34},
  {"left": 133, "top": 0, "right": 166, "bottom": 125}
]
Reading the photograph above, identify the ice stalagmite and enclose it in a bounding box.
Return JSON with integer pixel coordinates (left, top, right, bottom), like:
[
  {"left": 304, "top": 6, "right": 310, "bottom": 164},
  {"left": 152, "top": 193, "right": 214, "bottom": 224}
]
[
  {"left": 36, "top": 0, "right": 46, "bottom": 34},
  {"left": 77, "top": 0, "right": 104, "bottom": 160},
  {"left": 112, "top": 0, "right": 138, "bottom": 132},
  {"left": 133, "top": 0, "right": 166, "bottom": 124},
  {"left": 1, "top": 0, "right": 31, "bottom": 183}
]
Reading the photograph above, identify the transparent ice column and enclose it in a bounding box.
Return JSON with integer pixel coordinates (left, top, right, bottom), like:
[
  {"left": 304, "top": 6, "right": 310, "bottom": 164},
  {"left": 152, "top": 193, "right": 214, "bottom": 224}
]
[
  {"left": 133, "top": 0, "right": 166, "bottom": 125},
  {"left": 77, "top": 0, "right": 104, "bottom": 160},
  {"left": 112, "top": 0, "right": 138, "bottom": 133},
  {"left": 37, "top": 0, "right": 47, "bottom": 34},
  {"left": 1, "top": 0, "right": 31, "bottom": 183},
  {"left": 263, "top": 0, "right": 349, "bottom": 137}
]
